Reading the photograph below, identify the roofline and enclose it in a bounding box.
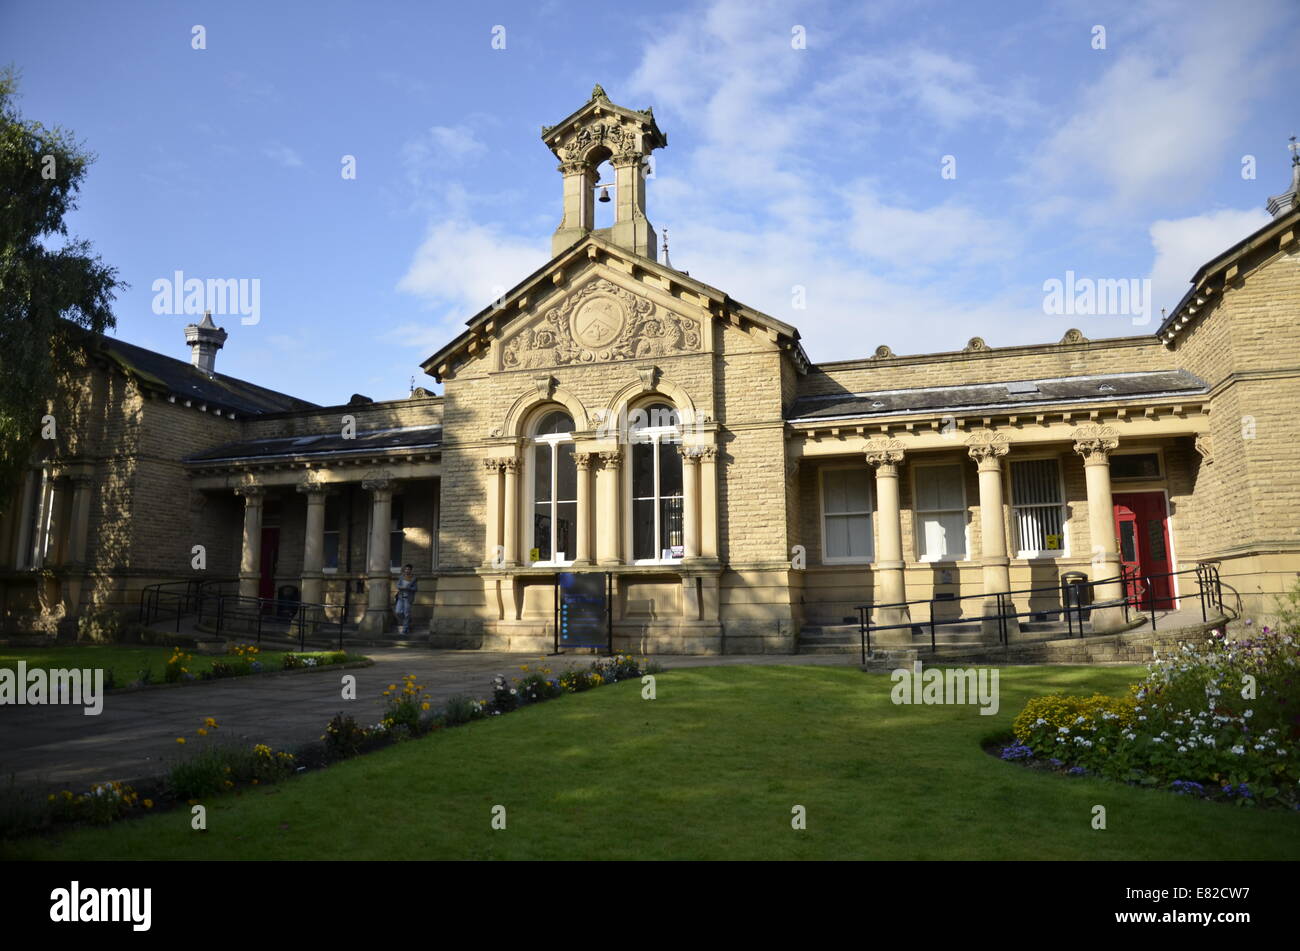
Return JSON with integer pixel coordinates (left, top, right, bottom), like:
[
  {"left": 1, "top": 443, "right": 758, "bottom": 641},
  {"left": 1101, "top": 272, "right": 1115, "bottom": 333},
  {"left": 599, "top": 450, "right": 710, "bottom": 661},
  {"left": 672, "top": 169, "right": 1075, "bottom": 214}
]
[
  {"left": 79, "top": 324, "right": 320, "bottom": 416},
  {"left": 810, "top": 331, "right": 1157, "bottom": 374},
  {"left": 419, "top": 233, "right": 810, "bottom": 380},
  {"left": 1157, "top": 204, "right": 1300, "bottom": 342},
  {"left": 788, "top": 388, "right": 1211, "bottom": 426},
  {"left": 184, "top": 442, "right": 442, "bottom": 467},
  {"left": 249, "top": 393, "right": 443, "bottom": 422},
  {"left": 795, "top": 369, "right": 1201, "bottom": 404}
]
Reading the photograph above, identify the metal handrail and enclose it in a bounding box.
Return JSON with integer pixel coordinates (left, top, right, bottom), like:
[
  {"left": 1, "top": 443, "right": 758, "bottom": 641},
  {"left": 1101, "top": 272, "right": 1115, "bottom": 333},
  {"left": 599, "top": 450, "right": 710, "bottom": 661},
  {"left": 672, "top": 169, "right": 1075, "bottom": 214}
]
[
  {"left": 205, "top": 592, "right": 347, "bottom": 652},
  {"left": 855, "top": 565, "right": 1229, "bottom": 660}
]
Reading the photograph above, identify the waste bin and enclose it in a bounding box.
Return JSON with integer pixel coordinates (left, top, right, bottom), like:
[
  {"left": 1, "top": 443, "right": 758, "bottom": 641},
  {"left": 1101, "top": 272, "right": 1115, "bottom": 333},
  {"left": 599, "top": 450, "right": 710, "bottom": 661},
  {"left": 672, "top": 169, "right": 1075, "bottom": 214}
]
[
  {"left": 1060, "top": 571, "right": 1091, "bottom": 622},
  {"left": 276, "top": 584, "right": 300, "bottom": 619}
]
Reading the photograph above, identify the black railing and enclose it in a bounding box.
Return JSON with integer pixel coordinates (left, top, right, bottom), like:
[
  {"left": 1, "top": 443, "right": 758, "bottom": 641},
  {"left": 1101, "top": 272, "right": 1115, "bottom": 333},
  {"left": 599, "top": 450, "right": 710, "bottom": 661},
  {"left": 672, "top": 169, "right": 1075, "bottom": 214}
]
[
  {"left": 855, "top": 564, "right": 1235, "bottom": 663},
  {"left": 208, "top": 593, "right": 346, "bottom": 652},
  {"left": 137, "top": 579, "right": 346, "bottom": 651},
  {"left": 138, "top": 578, "right": 235, "bottom": 631}
]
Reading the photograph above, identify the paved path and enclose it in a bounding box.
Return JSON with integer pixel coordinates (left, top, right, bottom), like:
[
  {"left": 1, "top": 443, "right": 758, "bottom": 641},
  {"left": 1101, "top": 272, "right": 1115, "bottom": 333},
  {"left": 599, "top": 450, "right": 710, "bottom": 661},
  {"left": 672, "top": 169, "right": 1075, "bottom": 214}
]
[{"left": 0, "top": 650, "right": 852, "bottom": 793}]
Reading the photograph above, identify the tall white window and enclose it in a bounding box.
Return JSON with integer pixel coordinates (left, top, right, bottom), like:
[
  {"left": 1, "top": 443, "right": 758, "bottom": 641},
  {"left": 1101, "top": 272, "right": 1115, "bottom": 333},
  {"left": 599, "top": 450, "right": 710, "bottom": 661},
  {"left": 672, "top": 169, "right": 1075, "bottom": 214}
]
[
  {"left": 630, "top": 402, "right": 683, "bottom": 562},
  {"left": 1011, "top": 458, "right": 1066, "bottom": 556},
  {"left": 821, "top": 467, "right": 873, "bottom": 562},
  {"left": 915, "top": 464, "right": 967, "bottom": 561},
  {"left": 531, "top": 410, "right": 576, "bottom": 564}
]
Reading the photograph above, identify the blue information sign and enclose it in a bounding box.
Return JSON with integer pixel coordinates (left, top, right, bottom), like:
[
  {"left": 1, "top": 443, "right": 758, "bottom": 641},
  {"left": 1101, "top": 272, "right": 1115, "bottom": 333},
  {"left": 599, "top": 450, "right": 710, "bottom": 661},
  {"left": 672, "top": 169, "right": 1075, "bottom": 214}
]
[{"left": 556, "top": 572, "right": 609, "bottom": 650}]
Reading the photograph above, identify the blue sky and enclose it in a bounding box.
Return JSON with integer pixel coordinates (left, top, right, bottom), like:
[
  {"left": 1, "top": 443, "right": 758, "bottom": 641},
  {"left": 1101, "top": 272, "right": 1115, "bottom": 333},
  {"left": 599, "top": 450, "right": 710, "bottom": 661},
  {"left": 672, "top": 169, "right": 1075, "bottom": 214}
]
[{"left": 2, "top": 0, "right": 1296, "bottom": 405}]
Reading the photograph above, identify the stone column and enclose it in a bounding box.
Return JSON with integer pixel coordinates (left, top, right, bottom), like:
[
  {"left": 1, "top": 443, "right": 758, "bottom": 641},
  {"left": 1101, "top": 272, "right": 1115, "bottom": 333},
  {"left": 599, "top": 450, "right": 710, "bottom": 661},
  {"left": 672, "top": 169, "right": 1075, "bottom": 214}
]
[
  {"left": 45, "top": 476, "right": 71, "bottom": 566},
  {"left": 864, "top": 438, "right": 909, "bottom": 638},
  {"left": 298, "top": 479, "right": 328, "bottom": 606},
  {"left": 360, "top": 473, "right": 394, "bottom": 634},
  {"left": 573, "top": 452, "right": 594, "bottom": 566},
  {"left": 501, "top": 456, "right": 520, "bottom": 567},
  {"left": 482, "top": 459, "right": 503, "bottom": 567},
  {"left": 62, "top": 473, "right": 95, "bottom": 618},
  {"left": 596, "top": 449, "right": 623, "bottom": 565},
  {"left": 966, "top": 430, "right": 1013, "bottom": 639},
  {"left": 552, "top": 161, "right": 597, "bottom": 256},
  {"left": 698, "top": 446, "right": 719, "bottom": 560},
  {"left": 682, "top": 448, "right": 701, "bottom": 561},
  {"left": 234, "top": 484, "right": 265, "bottom": 601},
  {"left": 13, "top": 469, "right": 39, "bottom": 568},
  {"left": 610, "top": 151, "right": 656, "bottom": 259},
  {"left": 1073, "top": 425, "right": 1124, "bottom": 628}
]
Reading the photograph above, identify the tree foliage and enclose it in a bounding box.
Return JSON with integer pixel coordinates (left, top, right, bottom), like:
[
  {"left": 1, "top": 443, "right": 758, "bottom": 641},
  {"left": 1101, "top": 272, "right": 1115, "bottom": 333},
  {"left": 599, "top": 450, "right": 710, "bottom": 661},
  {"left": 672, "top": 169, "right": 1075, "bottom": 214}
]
[{"left": 0, "top": 66, "right": 122, "bottom": 513}]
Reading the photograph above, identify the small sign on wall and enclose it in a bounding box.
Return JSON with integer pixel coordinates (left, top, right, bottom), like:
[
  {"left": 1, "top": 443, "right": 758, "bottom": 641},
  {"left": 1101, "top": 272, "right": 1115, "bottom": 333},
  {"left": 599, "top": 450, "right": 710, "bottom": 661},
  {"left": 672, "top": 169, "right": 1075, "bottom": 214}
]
[{"left": 1045, "top": 534, "right": 1062, "bottom": 551}]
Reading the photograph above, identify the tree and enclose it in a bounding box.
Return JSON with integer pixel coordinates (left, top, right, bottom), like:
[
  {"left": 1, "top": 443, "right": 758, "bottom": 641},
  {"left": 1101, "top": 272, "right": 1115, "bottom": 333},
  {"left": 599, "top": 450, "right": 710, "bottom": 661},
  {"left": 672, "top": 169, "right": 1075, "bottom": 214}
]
[{"left": 0, "top": 66, "right": 122, "bottom": 514}]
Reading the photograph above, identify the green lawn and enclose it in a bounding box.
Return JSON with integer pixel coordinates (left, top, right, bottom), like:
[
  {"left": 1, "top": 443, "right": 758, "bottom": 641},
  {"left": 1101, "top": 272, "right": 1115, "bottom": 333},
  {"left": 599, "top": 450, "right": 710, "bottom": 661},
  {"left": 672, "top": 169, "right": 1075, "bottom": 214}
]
[
  {"left": 6, "top": 664, "right": 1299, "bottom": 860},
  {"left": 0, "top": 645, "right": 357, "bottom": 688}
]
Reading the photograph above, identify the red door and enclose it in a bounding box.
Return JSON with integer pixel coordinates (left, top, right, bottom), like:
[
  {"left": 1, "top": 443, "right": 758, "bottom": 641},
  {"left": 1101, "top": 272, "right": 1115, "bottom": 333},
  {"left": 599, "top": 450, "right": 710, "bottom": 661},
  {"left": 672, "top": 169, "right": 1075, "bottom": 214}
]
[
  {"left": 1113, "top": 493, "right": 1173, "bottom": 610},
  {"left": 259, "top": 527, "right": 280, "bottom": 609}
]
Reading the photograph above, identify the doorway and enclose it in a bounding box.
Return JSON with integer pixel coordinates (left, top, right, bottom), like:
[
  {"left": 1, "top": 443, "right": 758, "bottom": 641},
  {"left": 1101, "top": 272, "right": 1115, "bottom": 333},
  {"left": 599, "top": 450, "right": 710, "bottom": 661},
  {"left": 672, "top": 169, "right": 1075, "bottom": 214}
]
[{"left": 1113, "top": 492, "right": 1174, "bottom": 610}]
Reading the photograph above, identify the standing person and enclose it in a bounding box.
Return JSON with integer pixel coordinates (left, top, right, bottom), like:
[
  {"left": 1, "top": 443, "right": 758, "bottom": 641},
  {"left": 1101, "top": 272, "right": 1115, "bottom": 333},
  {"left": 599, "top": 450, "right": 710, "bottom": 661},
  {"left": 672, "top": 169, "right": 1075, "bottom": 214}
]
[{"left": 394, "top": 564, "right": 418, "bottom": 635}]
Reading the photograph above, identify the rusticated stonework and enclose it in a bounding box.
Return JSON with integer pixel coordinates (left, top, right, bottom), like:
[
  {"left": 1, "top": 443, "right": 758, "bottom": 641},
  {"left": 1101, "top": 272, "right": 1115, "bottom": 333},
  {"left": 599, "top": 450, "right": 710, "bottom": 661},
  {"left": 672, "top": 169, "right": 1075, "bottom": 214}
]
[{"left": 501, "top": 279, "right": 701, "bottom": 370}]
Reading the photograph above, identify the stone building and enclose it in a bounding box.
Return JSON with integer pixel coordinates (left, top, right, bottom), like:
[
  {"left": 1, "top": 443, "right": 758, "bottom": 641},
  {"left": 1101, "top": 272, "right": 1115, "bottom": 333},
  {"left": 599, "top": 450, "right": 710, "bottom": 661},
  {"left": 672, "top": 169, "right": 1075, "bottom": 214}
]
[{"left": 2, "top": 87, "right": 1298, "bottom": 653}]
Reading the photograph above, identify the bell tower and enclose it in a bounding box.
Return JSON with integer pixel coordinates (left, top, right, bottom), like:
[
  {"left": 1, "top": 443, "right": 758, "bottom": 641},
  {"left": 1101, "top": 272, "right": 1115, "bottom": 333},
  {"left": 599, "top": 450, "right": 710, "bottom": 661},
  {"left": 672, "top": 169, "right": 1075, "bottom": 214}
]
[{"left": 542, "top": 84, "right": 668, "bottom": 259}]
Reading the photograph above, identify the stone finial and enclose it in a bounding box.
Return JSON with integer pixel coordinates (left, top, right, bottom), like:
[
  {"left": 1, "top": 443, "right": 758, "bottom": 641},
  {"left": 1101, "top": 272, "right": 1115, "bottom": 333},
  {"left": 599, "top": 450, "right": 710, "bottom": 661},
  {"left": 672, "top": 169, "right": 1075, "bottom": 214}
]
[
  {"left": 183, "top": 311, "right": 228, "bottom": 376},
  {"left": 964, "top": 336, "right": 989, "bottom": 353},
  {"left": 1059, "top": 328, "right": 1087, "bottom": 344},
  {"left": 873, "top": 344, "right": 894, "bottom": 359},
  {"left": 591, "top": 83, "right": 609, "bottom": 101},
  {"left": 1266, "top": 135, "right": 1300, "bottom": 218}
]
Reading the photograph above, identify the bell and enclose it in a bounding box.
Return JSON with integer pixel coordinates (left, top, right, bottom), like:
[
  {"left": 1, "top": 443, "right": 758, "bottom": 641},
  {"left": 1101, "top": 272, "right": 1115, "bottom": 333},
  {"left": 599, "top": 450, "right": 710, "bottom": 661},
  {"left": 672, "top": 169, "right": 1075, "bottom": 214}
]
[{"left": 598, "top": 185, "right": 611, "bottom": 203}]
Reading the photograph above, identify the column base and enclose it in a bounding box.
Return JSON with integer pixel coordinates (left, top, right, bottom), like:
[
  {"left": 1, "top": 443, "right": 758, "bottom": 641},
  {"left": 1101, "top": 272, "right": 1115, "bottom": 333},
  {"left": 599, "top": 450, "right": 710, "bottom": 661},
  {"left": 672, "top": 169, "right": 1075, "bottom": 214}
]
[
  {"left": 238, "top": 573, "right": 260, "bottom": 602},
  {"left": 980, "top": 599, "right": 1021, "bottom": 643},
  {"left": 359, "top": 610, "right": 389, "bottom": 635}
]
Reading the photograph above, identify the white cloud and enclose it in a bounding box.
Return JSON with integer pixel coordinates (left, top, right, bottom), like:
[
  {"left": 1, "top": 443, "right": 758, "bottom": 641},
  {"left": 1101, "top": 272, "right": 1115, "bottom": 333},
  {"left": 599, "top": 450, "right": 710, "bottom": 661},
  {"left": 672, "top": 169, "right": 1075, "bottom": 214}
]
[
  {"left": 1028, "top": 1, "right": 1286, "bottom": 216},
  {"left": 395, "top": 219, "right": 547, "bottom": 339},
  {"left": 263, "top": 144, "right": 303, "bottom": 168},
  {"left": 1147, "top": 208, "right": 1270, "bottom": 316}
]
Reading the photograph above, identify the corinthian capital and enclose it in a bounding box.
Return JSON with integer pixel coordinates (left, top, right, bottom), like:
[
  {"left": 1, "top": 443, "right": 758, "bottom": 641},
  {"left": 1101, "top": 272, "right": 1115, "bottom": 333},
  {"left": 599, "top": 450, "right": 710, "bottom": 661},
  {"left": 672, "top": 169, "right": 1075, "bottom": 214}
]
[
  {"left": 1072, "top": 425, "right": 1119, "bottom": 463},
  {"left": 863, "top": 438, "right": 906, "bottom": 469},
  {"left": 965, "top": 429, "right": 1009, "bottom": 469}
]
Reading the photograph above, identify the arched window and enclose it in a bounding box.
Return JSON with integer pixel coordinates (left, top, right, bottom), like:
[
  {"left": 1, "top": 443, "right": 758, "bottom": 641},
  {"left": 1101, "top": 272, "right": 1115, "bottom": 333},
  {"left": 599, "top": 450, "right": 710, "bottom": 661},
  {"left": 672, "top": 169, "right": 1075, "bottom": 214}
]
[
  {"left": 530, "top": 410, "right": 576, "bottom": 564},
  {"left": 630, "top": 402, "right": 683, "bottom": 561}
]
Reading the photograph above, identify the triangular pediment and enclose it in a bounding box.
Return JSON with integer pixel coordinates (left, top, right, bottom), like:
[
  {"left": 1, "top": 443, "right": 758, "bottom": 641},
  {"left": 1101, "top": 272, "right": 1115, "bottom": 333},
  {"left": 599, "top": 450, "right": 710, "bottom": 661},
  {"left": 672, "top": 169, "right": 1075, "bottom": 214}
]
[{"left": 420, "top": 235, "right": 808, "bottom": 381}]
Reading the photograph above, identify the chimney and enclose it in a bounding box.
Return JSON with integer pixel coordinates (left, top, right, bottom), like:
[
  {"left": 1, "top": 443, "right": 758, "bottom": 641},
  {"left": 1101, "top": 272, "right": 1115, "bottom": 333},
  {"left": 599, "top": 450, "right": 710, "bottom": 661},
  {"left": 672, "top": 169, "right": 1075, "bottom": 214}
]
[{"left": 184, "top": 311, "right": 228, "bottom": 376}]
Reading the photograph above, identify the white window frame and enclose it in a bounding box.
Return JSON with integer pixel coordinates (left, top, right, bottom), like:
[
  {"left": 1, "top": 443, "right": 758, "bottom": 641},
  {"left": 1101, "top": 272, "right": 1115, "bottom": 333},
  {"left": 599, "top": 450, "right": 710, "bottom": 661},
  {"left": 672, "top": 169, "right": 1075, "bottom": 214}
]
[
  {"left": 626, "top": 409, "right": 685, "bottom": 566},
  {"left": 527, "top": 422, "right": 577, "bottom": 568},
  {"left": 819, "top": 464, "right": 875, "bottom": 565},
  {"left": 912, "top": 461, "right": 970, "bottom": 563},
  {"left": 1009, "top": 455, "right": 1069, "bottom": 559}
]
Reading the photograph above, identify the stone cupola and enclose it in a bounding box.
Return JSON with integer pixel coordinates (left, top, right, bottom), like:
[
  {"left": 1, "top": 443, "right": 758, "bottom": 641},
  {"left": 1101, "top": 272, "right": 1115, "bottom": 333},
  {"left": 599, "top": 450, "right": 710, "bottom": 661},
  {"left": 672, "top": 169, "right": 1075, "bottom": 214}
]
[
  {"left": 184, "top": 311, "right": 228, "bottom": 376},
  {"left": 541, "top": 84, "right": 668, "bottom": 260}
]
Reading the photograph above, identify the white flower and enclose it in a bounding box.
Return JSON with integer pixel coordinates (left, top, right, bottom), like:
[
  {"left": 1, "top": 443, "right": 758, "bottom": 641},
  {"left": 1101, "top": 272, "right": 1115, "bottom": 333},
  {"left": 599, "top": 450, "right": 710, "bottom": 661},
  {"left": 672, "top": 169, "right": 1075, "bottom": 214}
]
[
  {"left": 1231, "top": 745, "right": 1245, "bottom": 755},
  {"left": 1244, "top": 709, "right": 1253, "bottom": 718},
  {"left": 1058, "top": 726, "right": 1070, "bottom": 734},
  {"left": 1177, "top": 746, "right": 1188, "bottom": 753},
  {"left": 1153, "top": 737, "right": 1164, "bottom": 743}
]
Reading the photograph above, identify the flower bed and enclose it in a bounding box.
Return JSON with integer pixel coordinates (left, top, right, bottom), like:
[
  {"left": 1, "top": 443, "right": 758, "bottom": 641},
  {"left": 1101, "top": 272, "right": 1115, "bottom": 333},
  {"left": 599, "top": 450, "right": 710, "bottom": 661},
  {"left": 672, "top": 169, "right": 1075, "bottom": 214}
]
[{"left": 1002, "top": 624, "right": 1300, "bottom": 809}]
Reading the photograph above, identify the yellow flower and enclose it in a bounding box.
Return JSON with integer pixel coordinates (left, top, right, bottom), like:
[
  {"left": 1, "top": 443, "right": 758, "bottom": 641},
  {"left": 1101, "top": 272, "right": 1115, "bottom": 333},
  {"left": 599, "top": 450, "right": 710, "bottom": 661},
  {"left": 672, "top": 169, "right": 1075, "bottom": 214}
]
[
  {"left": 143, "top": 799, "right": 153, "bottom": 809},
  {"left": 197, "top": 728, "right": 207, "bottom": 736},
  {"left": 421, "top": 702, "right": 430, "bottom": 711},
  {"left": 176, "top": 737, "right": 186, "bottom": 744}
]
